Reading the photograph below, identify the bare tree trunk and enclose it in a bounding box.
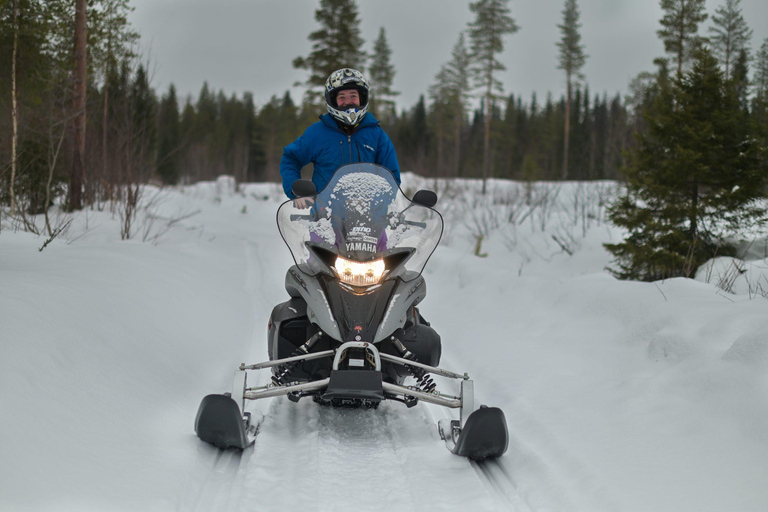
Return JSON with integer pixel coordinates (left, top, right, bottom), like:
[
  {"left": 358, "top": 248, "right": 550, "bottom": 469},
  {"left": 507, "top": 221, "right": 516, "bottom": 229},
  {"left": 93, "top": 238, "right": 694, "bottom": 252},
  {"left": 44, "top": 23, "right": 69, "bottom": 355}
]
[
  {"left": 435, "top": 114, "right": 445, "bottom": 175},
  {"left": 102, "top": 36, "right": 112, "bottom": 203},
  {"left": 10, "top": 0, "right": 19, "bottom": 216},
  {"left": 562, "top": 77, "right": 571, "bottom": 181},
  {"left": 454, "top": 96, "right": 462, "bottom": 177},
  {"left": 482, "top": 65, "right": 492, "bottom": 195},
  {"left": 45, "top": 116, "right": 69, "bottom": 236},
  {"left": 68, "top": 0, "right": 87, "bottom": 210}
]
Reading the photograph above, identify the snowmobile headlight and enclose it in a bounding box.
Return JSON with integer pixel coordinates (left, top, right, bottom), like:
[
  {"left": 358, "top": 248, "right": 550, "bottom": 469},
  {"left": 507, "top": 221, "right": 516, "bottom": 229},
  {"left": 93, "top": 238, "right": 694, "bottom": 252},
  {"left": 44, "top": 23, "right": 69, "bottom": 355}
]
[{"left": 334, "top": 256, "right": 386, "bottom": 286}]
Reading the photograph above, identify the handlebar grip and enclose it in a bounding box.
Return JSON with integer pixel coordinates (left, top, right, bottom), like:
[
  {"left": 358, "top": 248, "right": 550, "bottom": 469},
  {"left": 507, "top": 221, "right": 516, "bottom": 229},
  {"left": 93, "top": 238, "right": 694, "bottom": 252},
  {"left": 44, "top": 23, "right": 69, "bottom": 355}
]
[{"left": 289, "top": 214, "right": 315, "bottom": 221}]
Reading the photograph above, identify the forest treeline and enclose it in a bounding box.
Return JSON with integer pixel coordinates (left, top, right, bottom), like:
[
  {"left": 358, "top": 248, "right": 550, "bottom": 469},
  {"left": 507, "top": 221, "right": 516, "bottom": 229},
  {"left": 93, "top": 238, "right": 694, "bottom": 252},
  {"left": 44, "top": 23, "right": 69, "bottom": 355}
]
[{"left": 2, "top": 0, "right": 768, "bottom": 220}]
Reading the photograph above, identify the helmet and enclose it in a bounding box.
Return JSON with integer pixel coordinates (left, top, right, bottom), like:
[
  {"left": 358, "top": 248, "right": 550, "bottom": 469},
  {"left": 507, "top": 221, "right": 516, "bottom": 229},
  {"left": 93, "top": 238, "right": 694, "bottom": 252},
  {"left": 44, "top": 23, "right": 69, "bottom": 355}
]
[{"left": 325, "top": 68, "right": 370, "bottom": 127}]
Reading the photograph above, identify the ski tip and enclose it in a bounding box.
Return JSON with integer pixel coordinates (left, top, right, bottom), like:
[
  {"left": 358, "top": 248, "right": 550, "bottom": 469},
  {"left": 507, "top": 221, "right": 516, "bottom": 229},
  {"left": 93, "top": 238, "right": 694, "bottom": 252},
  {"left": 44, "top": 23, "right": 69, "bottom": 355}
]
[
  {"left": 454, "top": 406, "right": 509, "bottom": 460},
  {"left": 194, "top": 394, "right": 252, "bottom": 450}
]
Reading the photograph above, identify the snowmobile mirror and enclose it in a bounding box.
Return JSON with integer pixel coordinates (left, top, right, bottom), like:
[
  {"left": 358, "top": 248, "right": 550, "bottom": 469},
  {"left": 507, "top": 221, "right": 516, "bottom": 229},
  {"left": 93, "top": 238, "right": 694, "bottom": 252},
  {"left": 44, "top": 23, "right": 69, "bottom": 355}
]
[
  {"left": 292, "top": 180, "right": 317, "bottom": 198},
  {"left": 412, "top": 190, "right": 437, "bottom": 208}
]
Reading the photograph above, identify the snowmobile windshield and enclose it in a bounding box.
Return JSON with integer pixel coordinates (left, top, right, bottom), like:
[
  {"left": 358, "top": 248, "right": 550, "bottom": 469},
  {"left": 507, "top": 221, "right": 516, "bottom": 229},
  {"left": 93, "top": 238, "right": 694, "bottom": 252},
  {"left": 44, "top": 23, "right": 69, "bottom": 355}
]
[{"left": 277, "top": 163, "right": 443, "bottom": 282}]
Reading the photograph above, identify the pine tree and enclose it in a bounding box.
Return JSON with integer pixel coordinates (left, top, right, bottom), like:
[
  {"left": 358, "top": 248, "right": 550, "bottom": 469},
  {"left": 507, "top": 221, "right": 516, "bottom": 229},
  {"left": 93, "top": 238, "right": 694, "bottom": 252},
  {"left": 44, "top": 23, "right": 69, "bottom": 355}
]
[
  {"left": 605, "top": 48, "right": 768, "bottom": 281},
  {"left": 657, "top": 0, "right": 708, "bottom": 78},
  {"left": 467, "top": 0, "right": 519, "bottom": 193},
  {"left": 67, "top": 0, "right": 87, "bottom": 210},
  {"left": 293, "top": 0, "right": 365, "bottom": 100},
  {"left": 708, "top": 0, "right": 752, "bottom": 78},
  {"left": 368, "top": 27, "right": 398, "bottom": 123},
  {"left": 557, "top": 0, "right": 587, "bottom": 180}
]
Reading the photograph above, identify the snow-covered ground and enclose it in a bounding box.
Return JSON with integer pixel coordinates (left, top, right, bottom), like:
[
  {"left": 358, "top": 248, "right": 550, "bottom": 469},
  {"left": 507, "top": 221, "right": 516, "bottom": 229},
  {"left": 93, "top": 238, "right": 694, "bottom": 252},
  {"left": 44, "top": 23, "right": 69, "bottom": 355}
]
[{"left": 2, "top": 175, "right": 768, "bottom": 512}]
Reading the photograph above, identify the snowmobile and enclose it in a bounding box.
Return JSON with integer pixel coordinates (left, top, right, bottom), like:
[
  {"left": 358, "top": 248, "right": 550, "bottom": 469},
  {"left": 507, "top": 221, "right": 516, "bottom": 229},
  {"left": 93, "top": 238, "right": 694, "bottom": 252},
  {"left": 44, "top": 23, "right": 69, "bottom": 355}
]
[{"left": 195, "top": 163, "right": 508, "bottom": 460}]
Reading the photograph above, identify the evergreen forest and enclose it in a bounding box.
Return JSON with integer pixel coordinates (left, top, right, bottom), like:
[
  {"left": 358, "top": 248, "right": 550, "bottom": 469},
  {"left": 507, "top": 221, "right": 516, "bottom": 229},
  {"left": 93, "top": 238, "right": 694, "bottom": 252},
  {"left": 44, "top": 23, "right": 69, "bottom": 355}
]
[{"left": 2, "top": 0, "right": 768, "bottom": 272}]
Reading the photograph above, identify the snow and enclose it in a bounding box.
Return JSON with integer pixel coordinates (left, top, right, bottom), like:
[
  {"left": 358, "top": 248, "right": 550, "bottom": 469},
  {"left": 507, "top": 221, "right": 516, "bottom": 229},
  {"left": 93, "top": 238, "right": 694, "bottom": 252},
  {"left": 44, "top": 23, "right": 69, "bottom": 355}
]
[{"left": 2, "top": 176, "right": 768, "bottom": 512}]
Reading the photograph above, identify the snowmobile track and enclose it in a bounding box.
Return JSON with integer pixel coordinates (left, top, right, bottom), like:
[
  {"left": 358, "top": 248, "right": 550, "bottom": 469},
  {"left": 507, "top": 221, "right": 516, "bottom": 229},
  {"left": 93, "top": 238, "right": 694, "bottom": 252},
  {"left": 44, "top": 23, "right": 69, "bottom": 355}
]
[
  {"left": 423, "top": 399, "right": 530, "bottom": 512},
  {"left": 472, "top": 458, "right": 533, "bottom": 512},
  {"left": 187, "top": 447, "right": 246, "bottom": 512}
]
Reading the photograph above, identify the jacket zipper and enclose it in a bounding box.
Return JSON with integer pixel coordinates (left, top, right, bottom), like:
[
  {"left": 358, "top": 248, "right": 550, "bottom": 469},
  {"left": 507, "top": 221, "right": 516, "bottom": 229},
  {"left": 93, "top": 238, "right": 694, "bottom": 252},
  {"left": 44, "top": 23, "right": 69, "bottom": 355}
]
[{"left": 348, "top": 135, "right": 353, "bottom": 162}]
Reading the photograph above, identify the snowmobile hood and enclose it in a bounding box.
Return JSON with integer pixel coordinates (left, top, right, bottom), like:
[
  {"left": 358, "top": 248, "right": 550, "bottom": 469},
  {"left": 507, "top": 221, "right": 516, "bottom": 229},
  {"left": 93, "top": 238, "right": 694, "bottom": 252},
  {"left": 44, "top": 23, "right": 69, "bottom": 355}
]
[{"left": 277, "top": 163, "right": 443, "bottom": 283}]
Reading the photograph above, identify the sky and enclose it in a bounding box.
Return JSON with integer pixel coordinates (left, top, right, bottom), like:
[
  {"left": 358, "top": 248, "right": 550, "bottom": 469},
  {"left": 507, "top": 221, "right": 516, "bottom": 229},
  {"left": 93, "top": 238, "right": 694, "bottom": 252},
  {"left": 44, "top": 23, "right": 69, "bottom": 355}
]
[{"left": 129, "top": 0, "right": 768, "bottom": 110}]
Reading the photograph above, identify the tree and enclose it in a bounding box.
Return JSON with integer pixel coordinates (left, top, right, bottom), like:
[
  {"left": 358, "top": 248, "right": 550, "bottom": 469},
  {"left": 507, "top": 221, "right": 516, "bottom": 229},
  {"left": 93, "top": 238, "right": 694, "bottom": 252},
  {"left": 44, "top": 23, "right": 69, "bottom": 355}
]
[
  {"left": 731, "top": 48, "right": 749, "bottom": 111},
  {"left": 556, "top": 0, "right": 587, "bottom": 180},
  {"left": 430, "top": 33, "right": 472, "bottom": 176},
  {"left": 293, "top": 0, "right": 365, "bottom": 100},
  {"left": 708, "top": 0, "right": 752, "bottom": 78},
  {"left": 9, "top": 0, "right": 20, "bottom": 215},
  {"left": 368, "top": 27, "right": 398, "bottom": 123},
  {"left": 156, "top": 84, "right": 181, "bottom": 184},
  {"left": 657, "top": 0, "right": 708, "bottom": 78},
  {"left": 605, "top": 49, "right": 768, "bottom": 281},
  {"left": 68, "top": 0, "right": 87, "bottom": 210},
  {"left": 754, "top": 38, "right": 768, "bottom": 141},
  {"left": 467, "top": 0, "right": 519, "bottom": 193},
  {"left": 91, "top": 0, "right": 139, "bottom": 193}
]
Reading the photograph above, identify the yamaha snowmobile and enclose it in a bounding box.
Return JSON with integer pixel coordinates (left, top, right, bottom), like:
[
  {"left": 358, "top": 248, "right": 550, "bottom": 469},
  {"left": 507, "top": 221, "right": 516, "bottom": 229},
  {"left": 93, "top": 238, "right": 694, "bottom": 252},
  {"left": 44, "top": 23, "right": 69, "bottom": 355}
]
[{"left": 195, "top": 163, "right": 508, "bottom": 460}]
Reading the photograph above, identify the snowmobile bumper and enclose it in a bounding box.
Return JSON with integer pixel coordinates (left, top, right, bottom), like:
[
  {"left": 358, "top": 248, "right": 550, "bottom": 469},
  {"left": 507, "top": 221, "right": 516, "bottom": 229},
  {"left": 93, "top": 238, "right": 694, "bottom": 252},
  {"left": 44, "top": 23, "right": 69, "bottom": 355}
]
[
  {"left": 324, "top": 370, "right": 384, "bottom": 402},
  {"left": 197, "top": 341, "right": 508, "bottom": 459}
]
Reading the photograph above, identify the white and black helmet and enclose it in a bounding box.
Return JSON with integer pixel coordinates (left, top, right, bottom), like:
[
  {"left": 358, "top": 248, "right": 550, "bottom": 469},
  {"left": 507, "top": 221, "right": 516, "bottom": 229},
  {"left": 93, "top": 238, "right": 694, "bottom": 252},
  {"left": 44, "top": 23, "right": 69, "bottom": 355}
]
[{"left": 325, "top": 68, "right": 370, "bottom": 127}]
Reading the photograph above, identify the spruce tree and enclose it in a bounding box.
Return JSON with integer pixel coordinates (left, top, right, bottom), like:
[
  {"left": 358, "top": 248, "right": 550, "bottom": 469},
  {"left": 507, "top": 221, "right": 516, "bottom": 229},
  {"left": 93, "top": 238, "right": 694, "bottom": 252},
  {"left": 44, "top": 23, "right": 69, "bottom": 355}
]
[
  {"left": 156, "top": 84, "right": 181, "bottom": 185},
  {"left": 293, "top": 0, "right": 365, "bottom": 99},
  {"left": 430, "top": 33, "right": 472, "bottom": 177},
  {"left": 368, "top": 27, "right": 398, "bottom": 123},
  {"left": 467, "top": 0, "right": 519, "bottom": 193},
  {"left": 657, "top": 0, "right": 708, "bottom": 78},
  {"left": 754, "top": 38, "right": 768, "bottom": 145},
  {"left": 708, "top": 0, "right": 752, "bottom": 78},
  {"left": 605, "top": 48, "right": 768, "bottom": 281},
  {"left": 556, "top": 0, "right": 587, "bottom": 180},
  {"left": 731, "top": 48, "right": 749, "bottom": 111}
]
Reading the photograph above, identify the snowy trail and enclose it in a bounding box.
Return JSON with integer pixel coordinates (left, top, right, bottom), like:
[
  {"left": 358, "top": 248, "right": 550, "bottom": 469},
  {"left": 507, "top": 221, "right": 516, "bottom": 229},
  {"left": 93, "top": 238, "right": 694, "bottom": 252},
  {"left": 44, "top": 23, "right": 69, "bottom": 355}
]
[
  {"left": 174, "top": 212, "right": 516, "bottom": 512},
  {"left": 4, "top": 178, "right": 768, "bottom": 511},
  {"left": 181, "top": 395, "right": 515, "bottom": 512}
]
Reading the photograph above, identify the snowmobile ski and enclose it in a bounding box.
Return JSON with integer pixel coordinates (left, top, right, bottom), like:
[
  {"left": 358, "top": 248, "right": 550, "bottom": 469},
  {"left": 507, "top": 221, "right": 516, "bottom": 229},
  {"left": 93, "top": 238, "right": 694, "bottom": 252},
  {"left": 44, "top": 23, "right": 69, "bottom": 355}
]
[
  {"left": 439, "top": 406, "right": 509, "bottom": 460},
  {"left": 194, "top": 394, "right": 255, "bottom": 450}
]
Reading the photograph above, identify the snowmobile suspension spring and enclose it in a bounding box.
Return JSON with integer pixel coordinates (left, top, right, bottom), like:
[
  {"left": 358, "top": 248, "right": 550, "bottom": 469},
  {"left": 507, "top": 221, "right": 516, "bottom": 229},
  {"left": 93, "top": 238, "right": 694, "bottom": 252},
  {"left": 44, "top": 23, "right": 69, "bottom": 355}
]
[
  {"left": 410, "top": 365, "right": 436, "bottom": 394},
  {"left": 389, "top": 335, "right": 436, "bottom": 394},
  {"left": 272, "top": 332, "right": 322, "bottom": 386}
]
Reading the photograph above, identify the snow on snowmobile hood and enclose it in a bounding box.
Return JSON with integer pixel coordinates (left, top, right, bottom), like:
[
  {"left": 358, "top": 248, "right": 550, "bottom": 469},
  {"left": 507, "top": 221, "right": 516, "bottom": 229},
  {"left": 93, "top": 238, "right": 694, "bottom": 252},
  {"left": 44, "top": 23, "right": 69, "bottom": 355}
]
[{"left": 277, "top": 163, "right": 443, "bottom": 282}]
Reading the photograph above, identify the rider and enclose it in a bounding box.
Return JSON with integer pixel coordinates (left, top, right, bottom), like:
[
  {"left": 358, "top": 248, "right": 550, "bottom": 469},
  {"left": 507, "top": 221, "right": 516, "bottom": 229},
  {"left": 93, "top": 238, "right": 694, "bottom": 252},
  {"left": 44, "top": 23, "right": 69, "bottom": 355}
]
[{"left": 279, "top": 68, "right": 401, "bottom": 200}]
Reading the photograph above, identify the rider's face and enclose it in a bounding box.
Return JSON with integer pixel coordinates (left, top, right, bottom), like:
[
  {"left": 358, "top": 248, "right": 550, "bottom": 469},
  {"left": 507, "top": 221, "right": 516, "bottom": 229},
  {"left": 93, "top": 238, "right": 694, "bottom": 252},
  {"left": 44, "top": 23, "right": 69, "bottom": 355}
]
[{"left": 336, "top": 89, "right": 360, "bottom": 109}]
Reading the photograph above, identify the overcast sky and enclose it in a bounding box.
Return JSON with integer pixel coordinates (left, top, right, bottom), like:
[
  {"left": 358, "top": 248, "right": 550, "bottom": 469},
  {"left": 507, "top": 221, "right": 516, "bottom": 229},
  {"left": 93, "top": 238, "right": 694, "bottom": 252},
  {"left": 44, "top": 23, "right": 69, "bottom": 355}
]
[{"left": 127, "top": 0, "right": 768, "bottom": 110}]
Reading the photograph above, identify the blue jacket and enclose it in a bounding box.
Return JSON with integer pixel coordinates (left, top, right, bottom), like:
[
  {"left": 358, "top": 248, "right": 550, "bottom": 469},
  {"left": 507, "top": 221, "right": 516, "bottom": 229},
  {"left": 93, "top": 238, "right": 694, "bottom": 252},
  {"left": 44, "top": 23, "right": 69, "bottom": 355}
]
[{"left": 280, "top": 113, "right": 401, "bottom": 198}]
